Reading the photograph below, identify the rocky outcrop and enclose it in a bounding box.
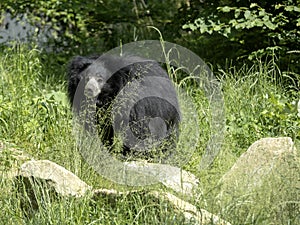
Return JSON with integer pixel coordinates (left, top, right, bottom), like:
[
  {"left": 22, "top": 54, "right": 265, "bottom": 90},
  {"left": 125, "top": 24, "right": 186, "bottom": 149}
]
[
  {"left": 15, "top": 159, "right": 230, "bottom": 225},
  {"left": 1, "top": 141, "right": 230, "bottom": 225},
  {"left": 2, "top": 137, "right": 298, "bottom": 224}
]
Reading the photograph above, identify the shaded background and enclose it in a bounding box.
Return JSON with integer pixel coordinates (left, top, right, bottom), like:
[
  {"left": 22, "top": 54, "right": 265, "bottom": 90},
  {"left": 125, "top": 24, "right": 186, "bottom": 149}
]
[{"left": 0, "top": 0, "right": 299, "bottom": 82}]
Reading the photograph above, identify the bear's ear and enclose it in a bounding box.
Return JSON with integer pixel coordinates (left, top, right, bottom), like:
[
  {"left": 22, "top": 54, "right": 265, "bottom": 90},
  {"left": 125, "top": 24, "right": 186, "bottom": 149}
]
[{"left": 68, "top": 56, "right": 95, "bottom": 76}]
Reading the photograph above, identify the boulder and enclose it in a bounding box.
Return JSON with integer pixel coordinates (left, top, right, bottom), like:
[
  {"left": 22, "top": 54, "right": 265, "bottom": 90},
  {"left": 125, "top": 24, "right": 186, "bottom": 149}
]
[
  {"left": 217, "top": 136, "right": 299, "bottom": 222},
  {"left": 219, "top": 137, "right": 297, "bottom": 193},
  {"left": 124, "top": 161, "right": 199, "bottom": 196},
  {"left": 19, "top": 160, "right": 92, "bottom": 197},
  {"left": 14, "top": 159, "right": 230, "bottom": 225}
]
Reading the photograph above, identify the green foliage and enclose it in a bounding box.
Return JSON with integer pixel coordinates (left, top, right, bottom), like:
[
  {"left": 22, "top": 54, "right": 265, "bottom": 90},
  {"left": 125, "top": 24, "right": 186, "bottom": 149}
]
[
  {"left": 221, "top": 59, "right": 299, "bottom": 155},
  {"left": 0, "top": 44, "right": 71, "bottom": 153},
  {"left": 183, "top": 0, "right": 300, "bottom": 74},
  {"left": 0, "top": 43, "right": 299, "bottom": 225},
  {"left": 259, "top": 91, "right": 299, "bottom": 139},
  {"left": 0, "top": 0, "right": 185, "bottom": 55},
  {"left": 1, "top": 0, "right": 90, "bottom": 54},
  {"left": 1, "top": 0, "right": 300, "bottom": 83}
]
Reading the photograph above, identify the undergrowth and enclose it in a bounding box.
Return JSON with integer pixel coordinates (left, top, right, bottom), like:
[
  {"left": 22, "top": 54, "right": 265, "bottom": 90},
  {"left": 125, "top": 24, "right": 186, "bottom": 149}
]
[{"left": 0, "top": 44, "right": 299, "bottom": 224}]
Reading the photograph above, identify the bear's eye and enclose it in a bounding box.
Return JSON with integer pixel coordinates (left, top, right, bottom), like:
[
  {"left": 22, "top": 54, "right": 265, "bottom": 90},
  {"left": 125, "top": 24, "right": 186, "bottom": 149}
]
[
  {"left": 86, "top": 75, "right": 102, "bottom": 83},
  {"left": 95, "top": 76, "right": 103, "bottom": 83}
]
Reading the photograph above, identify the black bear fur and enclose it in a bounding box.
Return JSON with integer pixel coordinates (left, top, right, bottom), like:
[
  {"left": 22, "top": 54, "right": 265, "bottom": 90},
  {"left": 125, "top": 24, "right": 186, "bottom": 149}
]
[{"left": 67, "top": 54, "right": 181, "bottom": 159}]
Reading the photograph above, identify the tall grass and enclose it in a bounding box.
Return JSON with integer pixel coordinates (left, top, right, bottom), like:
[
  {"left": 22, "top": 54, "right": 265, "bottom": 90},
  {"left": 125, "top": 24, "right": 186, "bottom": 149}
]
[{"left": 0, "top": 44, "right": 299, "bottom": 224}]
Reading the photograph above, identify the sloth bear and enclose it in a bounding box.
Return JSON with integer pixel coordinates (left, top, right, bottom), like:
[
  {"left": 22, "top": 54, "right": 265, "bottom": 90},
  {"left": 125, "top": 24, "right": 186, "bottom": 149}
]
[{"left": 67, "top": 54, "right": 181, "bottom": 160}]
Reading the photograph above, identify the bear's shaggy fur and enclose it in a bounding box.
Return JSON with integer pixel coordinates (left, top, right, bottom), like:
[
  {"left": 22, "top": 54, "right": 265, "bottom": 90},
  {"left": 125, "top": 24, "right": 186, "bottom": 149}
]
[{"left": 67, "top": 54, "right": 181, "bottom": 159}]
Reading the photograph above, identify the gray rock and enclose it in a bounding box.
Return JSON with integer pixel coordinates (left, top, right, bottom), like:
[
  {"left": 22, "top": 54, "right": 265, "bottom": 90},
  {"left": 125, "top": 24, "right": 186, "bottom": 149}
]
[
  {"left": 19, "top": 160, "right": 92, "bottom": 197},
  {"left": 124, "top": 161, "right": 199, "bottom": 196},
  {"left": 14, "top": 159, "right": 230, "bottom": 224},
  {"left": 216, "top": 137, "right": 300, "bottom": 223},
  {"left": 218, "top": 137, "right": 298, "bottom": 199}
]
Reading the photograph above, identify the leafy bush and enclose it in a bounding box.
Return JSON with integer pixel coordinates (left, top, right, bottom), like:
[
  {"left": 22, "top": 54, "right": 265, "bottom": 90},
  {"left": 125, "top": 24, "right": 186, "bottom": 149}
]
[
  {"left": 0, "top": 45, "right": 70, "bottom": 153},
  {"left": 221, "top": 59, "right": 299, "bottom": 154},
  {"left": 0, "top": 0, "right": 183, "bottom": 55},
  {"left": 183, "top": 0, "right": 300, "bottom": 76}
]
